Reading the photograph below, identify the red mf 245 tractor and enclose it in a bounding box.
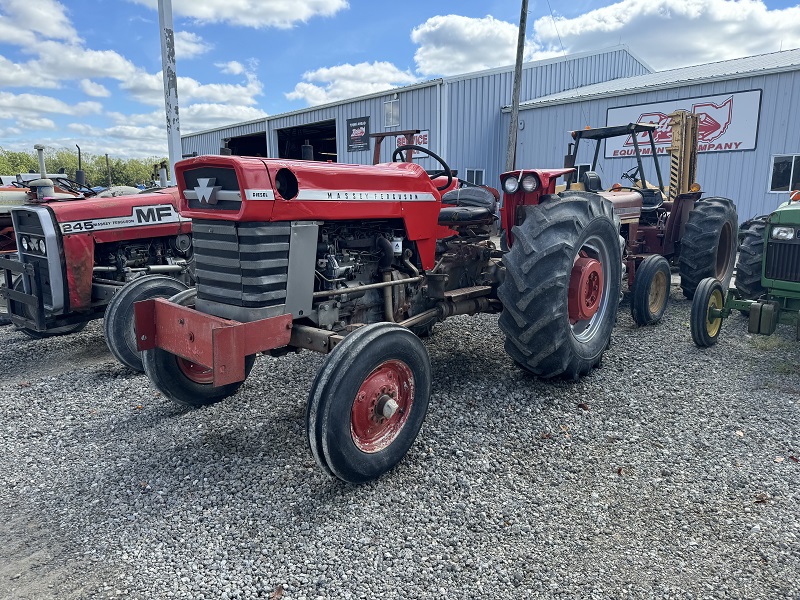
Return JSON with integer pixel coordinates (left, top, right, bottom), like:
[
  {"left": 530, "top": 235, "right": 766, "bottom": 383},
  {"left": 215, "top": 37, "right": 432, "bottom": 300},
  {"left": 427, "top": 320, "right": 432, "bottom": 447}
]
[
  {"left": 0, "top": 182, "right": 194, "bottom": 371},
  {"left": 133, "top": 146, "right": 623, "bottom": 483}
]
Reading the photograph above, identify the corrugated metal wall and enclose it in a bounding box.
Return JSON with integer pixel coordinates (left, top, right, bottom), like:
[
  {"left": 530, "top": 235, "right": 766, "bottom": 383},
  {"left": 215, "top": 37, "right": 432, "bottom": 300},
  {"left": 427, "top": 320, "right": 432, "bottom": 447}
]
[
  {"left": 514, "top": 70, "right": 800, "bottom": 222},
  {"left": 445, "top": 48, "right": 651, "bottom": 192},
  {"left": 182, "top": 120, "right": 267, "bottom": 157},
  {"left": 181, "top": 48, "right": 649, "bottom": 183}
]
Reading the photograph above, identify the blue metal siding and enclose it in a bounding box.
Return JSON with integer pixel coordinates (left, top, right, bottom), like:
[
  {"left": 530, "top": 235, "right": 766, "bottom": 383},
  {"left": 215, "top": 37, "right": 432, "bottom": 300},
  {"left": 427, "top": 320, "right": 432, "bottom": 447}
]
[
  {"left": 181, "top": 47, "right": 649, "bottom": 189},
  {"left": 446, "top": 48, "right": 649, "bottom": 192},
  {"left": 182, "top": 121, "right": 267, "bottom": 157},
  {"left": 514, "top": 70, "right": 800, "bottom": 222}
]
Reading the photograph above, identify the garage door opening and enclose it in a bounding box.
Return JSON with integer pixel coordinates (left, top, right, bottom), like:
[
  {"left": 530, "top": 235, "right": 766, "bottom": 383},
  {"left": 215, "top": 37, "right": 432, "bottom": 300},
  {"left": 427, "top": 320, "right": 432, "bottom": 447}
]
[
  {"left": 225, "top": 133, "right": 268, "bottom": 157},
  {"left": 277, "top": 120, "right": 337, "bottom": 162}
]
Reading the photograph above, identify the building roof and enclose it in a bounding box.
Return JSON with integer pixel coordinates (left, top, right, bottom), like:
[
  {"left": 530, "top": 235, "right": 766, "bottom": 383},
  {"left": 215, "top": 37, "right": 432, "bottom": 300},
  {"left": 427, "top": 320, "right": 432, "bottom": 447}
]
[{"left": 511, "top": 47, "right": 800, "bottom": 111}]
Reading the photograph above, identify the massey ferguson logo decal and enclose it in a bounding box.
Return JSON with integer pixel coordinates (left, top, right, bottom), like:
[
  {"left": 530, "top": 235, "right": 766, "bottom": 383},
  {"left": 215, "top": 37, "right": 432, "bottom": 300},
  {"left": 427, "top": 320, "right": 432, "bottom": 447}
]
[
  {"left": 59, "top": 204, "right": 184, "bottom": 234},
  {"left": 194, "top": 178, "right": 222, "bottom": 204},
  {"left": 606, "top": 90, "right": 761, "bottom": 158}
]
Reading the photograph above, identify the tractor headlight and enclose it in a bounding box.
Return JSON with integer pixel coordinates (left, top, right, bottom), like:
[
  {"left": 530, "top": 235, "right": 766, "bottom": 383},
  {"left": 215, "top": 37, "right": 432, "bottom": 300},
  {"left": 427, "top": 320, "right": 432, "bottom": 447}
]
[
  {"left": 38, "top": 239, "right": 46, "bottom": 255},
  {"left": 771, "top": 226, "right": 796, "bottom": 240},
  {"left": 21, "top": 236, "right": 29, "bottom": 251},
  {"left": 521, "top": 175, "right": 539, "bottom": 192},
  {"left": 503, "top": 176, "right": 519, "bottom": 194}
]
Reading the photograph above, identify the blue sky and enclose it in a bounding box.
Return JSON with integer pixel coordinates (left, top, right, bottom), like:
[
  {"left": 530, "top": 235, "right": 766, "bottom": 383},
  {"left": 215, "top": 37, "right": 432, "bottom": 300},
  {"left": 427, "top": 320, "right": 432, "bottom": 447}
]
[{"left": 0, "top": 0, "right": 799, "bottom": 158}]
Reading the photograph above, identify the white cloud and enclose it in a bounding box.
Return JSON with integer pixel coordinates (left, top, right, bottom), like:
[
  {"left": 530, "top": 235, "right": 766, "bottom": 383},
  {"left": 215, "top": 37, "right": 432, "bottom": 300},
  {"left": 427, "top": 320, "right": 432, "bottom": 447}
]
[
  {"left": 128, "top": 0, "right": 349, "bottom": 29},
  {"left": 174, "top": 31, "right": 212, "bottom": 59},
  {"left": 120, "top": 70, "right": 264, "bottom": 107},
  {"left": 108, "top": 104, "right": 268, "bottom": 134},
  {"left": 411, "top": 14, "right": 529, "bottom": 76},
  {"left": 533, "top": 0, "right": 800, "bottom": 70},
  {"left": 216, "top": 61, "right": 245, "bottom": 75},
  {"left": 0, "top": 92, "right": 102, "bottom": 118},
  {"left": 16, "top": 115, "right": 57, "bottom": 130},
  {"left": 80, "top": 79, "right": 111, "bottom": 98},
  {"left": 0, "top": 0, "right": 78, "bottom": 43},
  {"left": 286, "top": 61, "right": 417, "bottom": 105}
]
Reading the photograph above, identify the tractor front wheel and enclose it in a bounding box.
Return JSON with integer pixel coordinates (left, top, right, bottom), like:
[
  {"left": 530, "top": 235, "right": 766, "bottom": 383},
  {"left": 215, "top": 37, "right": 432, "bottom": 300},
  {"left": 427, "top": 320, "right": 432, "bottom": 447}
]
[
  {"left": 306, "top": 322, "right": 431, "bottom": 483},
  {"left": 104, "top": 274, "right": 189, "bottom": 372},
  {"left": 498, "top": 192, "right": 622, "bottom": 379},
  {"left": 631, "top": 255, "right": 671, "bottom": 326},
  {"left": 734, "top": 217, "right": 767, "bottom": 300},
  {"left": 142, "top": 289, "right": 256, "bottom": 407},
  {"left": 690, "top": 277, "right": 726, "bottom": 347},
  {"left": 679, "top": 197, "right": 738, "bottom": 298}
]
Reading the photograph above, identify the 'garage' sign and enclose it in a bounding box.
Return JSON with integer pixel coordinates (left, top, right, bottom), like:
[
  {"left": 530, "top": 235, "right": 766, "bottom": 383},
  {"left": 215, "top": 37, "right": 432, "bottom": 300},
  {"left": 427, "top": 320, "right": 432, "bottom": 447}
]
[{"left": 605, "top": 90, "right": 761, "bottom": 158}]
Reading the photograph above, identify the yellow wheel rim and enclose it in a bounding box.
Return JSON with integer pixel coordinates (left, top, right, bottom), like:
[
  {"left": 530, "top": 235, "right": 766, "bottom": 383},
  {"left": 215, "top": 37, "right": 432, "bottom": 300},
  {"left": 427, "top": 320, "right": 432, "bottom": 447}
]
[
  {"left": 648, "top": 271, "right": 668, "bottom": 314},
  {"left": 706, "top": 288, "right": 724, "bottom": 337}
]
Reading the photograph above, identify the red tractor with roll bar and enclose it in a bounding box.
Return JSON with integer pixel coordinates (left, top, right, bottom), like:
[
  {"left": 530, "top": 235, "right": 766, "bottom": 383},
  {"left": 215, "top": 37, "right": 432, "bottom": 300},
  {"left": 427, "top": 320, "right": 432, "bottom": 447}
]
[
  {"left": 132, "top": 145, "right": 623, "bottom": 483},
  {"left": 560, "top": 111, "right": 738, "bottom": 325}
]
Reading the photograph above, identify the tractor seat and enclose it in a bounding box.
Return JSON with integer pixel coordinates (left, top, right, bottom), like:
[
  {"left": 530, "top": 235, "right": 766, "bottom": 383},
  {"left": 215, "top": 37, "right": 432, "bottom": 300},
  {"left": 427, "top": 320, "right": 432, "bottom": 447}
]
[
  {"left": 441, "top": 186, "right": 497, "bottom": 211},
  {"left": 640, "top": 188, "right": 664, "bottom": 211},
  {"left": 438, "top": 206, "right": 495, "bottom": 226},
  {"left": 581, "top": 171, "right": 603, "bottom": 192}
]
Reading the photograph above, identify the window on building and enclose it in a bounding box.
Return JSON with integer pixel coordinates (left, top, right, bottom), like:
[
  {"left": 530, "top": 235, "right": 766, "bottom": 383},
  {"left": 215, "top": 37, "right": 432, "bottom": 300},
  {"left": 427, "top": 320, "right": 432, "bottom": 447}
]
[
  {"left": 466, "top": 169, "right": 485, "bottom": 186},
  {"left": 384, "top": 99, "right": 399, "bottom": 128},
  {"left": 769, "top": 154, "right": 800, "bottom": 192}
]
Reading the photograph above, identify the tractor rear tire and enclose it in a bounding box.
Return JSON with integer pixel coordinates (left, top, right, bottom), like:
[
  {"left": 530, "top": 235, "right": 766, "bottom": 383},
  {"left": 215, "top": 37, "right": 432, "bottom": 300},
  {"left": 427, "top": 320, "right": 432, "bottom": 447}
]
[
  {"left": 10, "top": 277, "right": 88, "bottom": 339},
  {"left": 497, "top": 193, "right": 621, "bottom": 379},
  {"left": 679, "top": 197, "right": 737, "bottom": 298},
  {"left": 631, "top": 255, "right": 671, "bottom": 326},
  {"left": 691, "top": 277, "right": 725, "bottom": 347},
  {"left": 142, "top": 288, "right": 255, "bottom": 407},
  {"left": 734, "top": 217, "right": 766, "bottom": 300},
  {"left": 306, "top": 322, "right": 431, "bottom": 483},
  {"left": 104, "top": 274, "right": 189, "bottom": 372}
]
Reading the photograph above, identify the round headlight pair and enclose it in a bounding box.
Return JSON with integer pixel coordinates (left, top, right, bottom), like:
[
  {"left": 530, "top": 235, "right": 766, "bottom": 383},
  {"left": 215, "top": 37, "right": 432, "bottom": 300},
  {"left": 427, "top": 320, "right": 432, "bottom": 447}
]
[{"left": 503, "top": 174, "right": 539, "bottom": 194}]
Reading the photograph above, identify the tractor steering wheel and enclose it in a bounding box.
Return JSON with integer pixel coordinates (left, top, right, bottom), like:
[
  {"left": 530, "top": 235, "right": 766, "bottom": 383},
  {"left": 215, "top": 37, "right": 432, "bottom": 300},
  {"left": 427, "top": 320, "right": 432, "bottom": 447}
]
[
  {"left": 52, "top": 176, "right": 96, "bottom": 196},
  {"left": 392, "top": 144, "right": 453, "bottom": 191},
  {"left": 621, "top": 165, "right": 640, "bottom": 185}
]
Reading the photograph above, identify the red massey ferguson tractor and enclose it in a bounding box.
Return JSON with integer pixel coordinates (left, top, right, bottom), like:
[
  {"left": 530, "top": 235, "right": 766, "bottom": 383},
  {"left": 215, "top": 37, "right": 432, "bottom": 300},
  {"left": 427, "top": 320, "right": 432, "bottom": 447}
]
[
  {"left": 0, "top": 186, "right": 194, "bottom": 371},
  {"left": 133, "top": 147, "right": 623, "bottom": 483}
]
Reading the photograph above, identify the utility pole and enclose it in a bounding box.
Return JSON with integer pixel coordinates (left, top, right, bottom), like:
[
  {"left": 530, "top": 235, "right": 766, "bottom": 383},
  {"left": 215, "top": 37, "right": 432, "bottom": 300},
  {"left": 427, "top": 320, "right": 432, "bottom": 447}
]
[
  {"left": 158, "top": 0, "right": 181, "bottom": 183},
  {"left": 105, "top": 153, "right": 111, "bottom": 187},
  {"left": 505, "top": 0, "right": 528, "bottom": 172}
]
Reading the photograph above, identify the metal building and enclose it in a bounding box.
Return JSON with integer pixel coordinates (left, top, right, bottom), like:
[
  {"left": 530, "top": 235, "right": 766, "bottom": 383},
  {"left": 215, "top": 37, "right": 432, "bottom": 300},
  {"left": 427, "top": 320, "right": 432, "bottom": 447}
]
[
  {"left": 181, "top": 46, "right": 651, "bottom": 191},
  {"left": 507, "top": 48, "right": 800, "bottom": 221},
  {"left": 182, "top": 46, "right": 800, "bottom": 222}
]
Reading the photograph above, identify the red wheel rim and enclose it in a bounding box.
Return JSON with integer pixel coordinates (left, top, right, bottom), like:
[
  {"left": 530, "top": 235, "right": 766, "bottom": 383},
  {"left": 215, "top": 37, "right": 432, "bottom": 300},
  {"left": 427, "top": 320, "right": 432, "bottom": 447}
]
[
  {"left": 568, "top": 255, "right": 603, "bottom": 324},
  {"left": 176, "top": 357, "right": 214, "bottom": 384},
  {"left": 350, "top": 359, "right": 414, "bottom": 453}
]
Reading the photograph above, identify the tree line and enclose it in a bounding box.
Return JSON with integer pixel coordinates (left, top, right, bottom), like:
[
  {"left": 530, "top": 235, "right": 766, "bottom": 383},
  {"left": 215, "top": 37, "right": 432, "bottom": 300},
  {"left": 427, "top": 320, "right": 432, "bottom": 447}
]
[{"left": 0, "top": 147, "right": 169, "bottom": 188}]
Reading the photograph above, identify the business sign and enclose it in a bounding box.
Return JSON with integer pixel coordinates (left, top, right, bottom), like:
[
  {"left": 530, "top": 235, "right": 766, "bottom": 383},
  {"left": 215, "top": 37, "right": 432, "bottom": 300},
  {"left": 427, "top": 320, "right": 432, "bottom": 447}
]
[
  {"left": 396, "top": 130, "right": 430, "bottom": 151},
  {"left": 347, "top": 117, "right": 370, "bottom": 152},
  {"left": 605, "top": 90, "right": 761, "bottom": 158}
]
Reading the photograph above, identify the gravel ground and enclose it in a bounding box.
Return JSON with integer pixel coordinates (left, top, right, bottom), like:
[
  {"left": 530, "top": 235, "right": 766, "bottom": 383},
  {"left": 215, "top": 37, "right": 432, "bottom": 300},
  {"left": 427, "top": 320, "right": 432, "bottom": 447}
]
[{"left": 0, "top": 286, "right": 798, "bottom": 600}]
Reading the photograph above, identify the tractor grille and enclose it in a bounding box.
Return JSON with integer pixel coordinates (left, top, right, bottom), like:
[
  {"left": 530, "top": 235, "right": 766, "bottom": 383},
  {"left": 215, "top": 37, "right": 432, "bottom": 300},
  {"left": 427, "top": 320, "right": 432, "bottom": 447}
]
[
  {"left": 13, "top": 208, "right": 54, "bottom": 308},
  {"left": 193, "top": 219, "right": 290, "bottom": 308},
  {"left": 765, "top": 240, "right": 800, "bottom": 283}
]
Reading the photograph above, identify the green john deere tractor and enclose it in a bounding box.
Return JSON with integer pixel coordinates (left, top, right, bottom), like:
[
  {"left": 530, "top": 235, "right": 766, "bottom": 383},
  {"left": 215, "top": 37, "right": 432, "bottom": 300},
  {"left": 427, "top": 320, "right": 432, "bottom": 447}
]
[{"left": 691, "top": 190, "right": 800, "bottom": 346}]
